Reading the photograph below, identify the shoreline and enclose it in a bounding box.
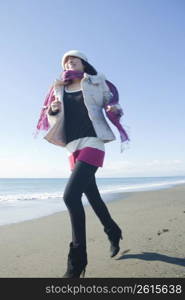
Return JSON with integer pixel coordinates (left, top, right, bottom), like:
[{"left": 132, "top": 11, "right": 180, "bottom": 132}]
[
  {"left": 0, "top": 184, "right": 184, "bottom": 277},
  {"left": 0, "top": 181, "right": 184, "bottom": 228}
]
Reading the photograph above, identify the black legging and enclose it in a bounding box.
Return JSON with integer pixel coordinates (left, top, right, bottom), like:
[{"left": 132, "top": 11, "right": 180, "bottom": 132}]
[{"left": 63, "top": 160, "right": 114, "bottom": 248}]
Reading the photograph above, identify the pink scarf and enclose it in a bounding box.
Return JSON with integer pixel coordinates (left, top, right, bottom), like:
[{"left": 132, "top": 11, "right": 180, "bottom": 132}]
[{"left": 34, "top": 70, "right": 130, "bottom": 152}]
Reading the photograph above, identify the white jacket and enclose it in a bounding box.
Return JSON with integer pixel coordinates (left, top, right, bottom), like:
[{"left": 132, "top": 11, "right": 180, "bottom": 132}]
[{"left": 43, "top": 72, "right": 118, "bottom": 147}]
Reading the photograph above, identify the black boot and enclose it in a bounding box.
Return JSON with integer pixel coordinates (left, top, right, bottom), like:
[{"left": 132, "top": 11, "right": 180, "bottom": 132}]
[
  {"left": 104, "top": 221, "right": 123, "bottom": 257},
  {"left": 63, "top": 242, "right": 87, "bottom": 278}
]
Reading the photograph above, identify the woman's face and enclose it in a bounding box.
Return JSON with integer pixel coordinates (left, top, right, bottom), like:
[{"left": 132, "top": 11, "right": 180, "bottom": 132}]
[{"left": 64, "top": 56, "right": 84, "bottom": 72}]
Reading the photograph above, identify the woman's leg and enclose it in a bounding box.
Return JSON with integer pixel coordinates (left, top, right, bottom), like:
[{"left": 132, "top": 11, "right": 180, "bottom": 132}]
[
  {"left": 63, "top": 160, "right": 98, "bottom": 248},
  {"left": 83, "top": 175, "right": 114, "bottom": 228},
  {"left": 83, "top": 174, "right": 123, "bottom": 257}
]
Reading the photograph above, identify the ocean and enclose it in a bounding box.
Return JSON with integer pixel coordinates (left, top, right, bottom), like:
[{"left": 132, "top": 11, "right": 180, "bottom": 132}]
[{"left": 0, "top": 176, "right": 185, "bottom": 226}]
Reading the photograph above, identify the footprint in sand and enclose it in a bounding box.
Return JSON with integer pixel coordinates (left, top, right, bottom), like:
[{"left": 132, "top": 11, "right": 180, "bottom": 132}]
[
  {"left": 162, "top": 229, "right": 169, "bottom": 233},
  {"left": 157, "top": 229, "right": 169, "bottom": 235}
]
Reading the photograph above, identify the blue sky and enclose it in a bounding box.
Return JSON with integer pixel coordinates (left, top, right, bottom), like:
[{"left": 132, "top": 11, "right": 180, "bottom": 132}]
[{"left": 0, "top": 0, "right": 185, "bottom": 178}]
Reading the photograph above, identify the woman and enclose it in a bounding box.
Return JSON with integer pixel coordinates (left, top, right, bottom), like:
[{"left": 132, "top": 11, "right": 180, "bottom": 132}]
[{"left": 35, "top": 50, "right": 130, "bottom": 278}]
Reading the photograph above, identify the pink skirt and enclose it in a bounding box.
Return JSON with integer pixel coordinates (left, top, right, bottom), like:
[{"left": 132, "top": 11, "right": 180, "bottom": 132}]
[{"left": 65, "top": 137, "right": 105, "bottom": 171}]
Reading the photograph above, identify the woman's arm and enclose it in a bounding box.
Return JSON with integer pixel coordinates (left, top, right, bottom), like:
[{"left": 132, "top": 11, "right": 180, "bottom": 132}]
[{"left": 47, "top": 82, "right": 63, "bottom": 116}]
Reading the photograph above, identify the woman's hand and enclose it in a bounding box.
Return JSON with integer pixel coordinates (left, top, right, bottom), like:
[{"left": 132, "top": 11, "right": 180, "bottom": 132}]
[
  {"left": 50, "top": 98, "right": 62, "bottom": 112},
  {"left": 105, "top": 104, "right": 124, "bottom": 117},
  {"left": 106, "top": 105, "right": 118, "bottom": 112}
]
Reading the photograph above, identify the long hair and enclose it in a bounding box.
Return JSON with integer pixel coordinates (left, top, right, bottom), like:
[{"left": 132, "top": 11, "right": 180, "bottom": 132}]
[{"left": 81, "top": 59, "right": 97, "bottom": 75}]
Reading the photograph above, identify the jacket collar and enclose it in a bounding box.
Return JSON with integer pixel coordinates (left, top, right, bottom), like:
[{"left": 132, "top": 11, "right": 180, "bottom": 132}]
[{"left": 83, "top": 72, "right": 103, "bottom": 85}]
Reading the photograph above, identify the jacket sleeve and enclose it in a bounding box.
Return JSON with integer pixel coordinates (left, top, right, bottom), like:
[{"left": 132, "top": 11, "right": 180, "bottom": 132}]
[
  {"left": 46, "top": 109, "right": 60, "bottom": 128},
  {"left": 100, "top": 73, "right": 124, "bottom": 116},
  {"left": 100, "top": 73, "right": 113, "bottom": 106},
  {"left": 46, "top": 103, "right": 60, "bottom": 128},
  {"left": 46, "top": 85, "right": 62, "bottom": 127}
]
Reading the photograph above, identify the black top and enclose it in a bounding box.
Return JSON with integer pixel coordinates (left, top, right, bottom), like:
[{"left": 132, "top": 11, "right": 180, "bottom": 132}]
[{"left": 63, "top": 89, "right": 97, "bottom": 143}]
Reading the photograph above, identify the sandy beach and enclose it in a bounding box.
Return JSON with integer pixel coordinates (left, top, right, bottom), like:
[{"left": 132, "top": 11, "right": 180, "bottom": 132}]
[{"left": 0, "top": 184, "right": 184, "bottom": 278}]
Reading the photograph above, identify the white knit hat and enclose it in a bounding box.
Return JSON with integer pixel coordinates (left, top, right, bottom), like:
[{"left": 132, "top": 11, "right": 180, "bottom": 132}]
[{"left": 61, "top": 50, "right": 97, "bottom": 74}]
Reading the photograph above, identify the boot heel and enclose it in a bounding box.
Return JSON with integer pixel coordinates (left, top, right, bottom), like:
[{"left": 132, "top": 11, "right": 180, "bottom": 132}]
[
  {"left": 81, "top": 267, "right": 86, "bottom": 278},
  {"left": 104, "top": 224, "right": 123, "bottom": 257}
]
